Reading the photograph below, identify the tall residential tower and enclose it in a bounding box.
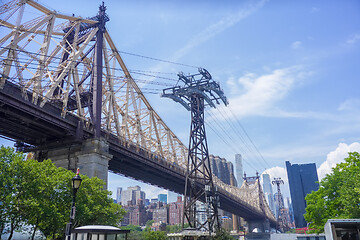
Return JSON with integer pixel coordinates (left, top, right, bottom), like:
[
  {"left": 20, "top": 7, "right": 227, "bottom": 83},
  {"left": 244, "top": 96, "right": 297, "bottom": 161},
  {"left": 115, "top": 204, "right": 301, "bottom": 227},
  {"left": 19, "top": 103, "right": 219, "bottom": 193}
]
[
  {"left": 235, "top": 154, "right": 243, "bottom": 187},
  {"left": 262, "top": 174, "right": 275, "bottom": 215}
]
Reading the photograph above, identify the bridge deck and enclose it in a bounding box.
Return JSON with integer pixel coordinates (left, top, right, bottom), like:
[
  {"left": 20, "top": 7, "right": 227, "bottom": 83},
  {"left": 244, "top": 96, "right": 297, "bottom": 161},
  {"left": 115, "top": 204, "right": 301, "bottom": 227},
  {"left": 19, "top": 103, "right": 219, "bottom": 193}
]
[{"left": 0, "top": 82, "right": 275, "bottom": 225}]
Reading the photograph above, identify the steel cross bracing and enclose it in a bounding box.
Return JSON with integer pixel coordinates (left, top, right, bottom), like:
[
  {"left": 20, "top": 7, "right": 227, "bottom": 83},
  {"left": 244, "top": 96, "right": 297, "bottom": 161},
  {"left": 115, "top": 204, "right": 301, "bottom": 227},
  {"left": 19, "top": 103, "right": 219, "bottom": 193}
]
[
  {"left": 185, "top": 95, "right": 220, "bottom": 231},
  {"left": 0, "top": 0, "right": 187, "bottom": 167},
  {"left": 272, "top": 177, "right": 289, "bottom": 232},
  {"left": 0, "top": 0, "right": 276, "bottom": 226},
  {"left": 162, "top": 68, "right": 229, "bottom": 232}
]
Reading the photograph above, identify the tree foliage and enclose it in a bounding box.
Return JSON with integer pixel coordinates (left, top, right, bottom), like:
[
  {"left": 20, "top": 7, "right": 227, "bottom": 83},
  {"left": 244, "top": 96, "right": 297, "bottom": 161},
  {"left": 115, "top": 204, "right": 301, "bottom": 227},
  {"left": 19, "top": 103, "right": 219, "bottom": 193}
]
[
  {"left": 166, "top": 224, "right": 182, "bottom": 233},
  {"left": 0, "top": 146, "right": 26, "bottom": 239},
  {"left": 0, "top": 146, "right": 126, "bottom": 240},
  {"left": 142, "top": 230, "right": 167, "bottom": 240},
  {"left": 304, "top": 152, "right": 360, "bottom": 232},
  {"left": 214, "top": 227, "right": 233, "bottom": 240}
]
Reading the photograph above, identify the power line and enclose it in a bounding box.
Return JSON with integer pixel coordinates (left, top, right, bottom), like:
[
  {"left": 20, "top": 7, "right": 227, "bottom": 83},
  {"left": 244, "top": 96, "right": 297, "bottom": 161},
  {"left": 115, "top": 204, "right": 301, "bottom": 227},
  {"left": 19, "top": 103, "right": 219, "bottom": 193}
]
[
  {"left": 206, "top": 109, "right": 265, "bottom": 172},
  {"left": 217, "top": 106, "right": 271, "bottom": 170},
  {"left": 1, "top": 20, "right": 270, "bottom": 173},
  {"left": 205, "top": 111, "right": 259, "bottom": 172},
  {"left": 117, "top": 50, "right": 198, "bottom": 69},
  {"left": 225, "top": 105, "right": 271, "bottom": 169},
  {"left": 0, "top": 47, "right": 181, "bottom": 82}
]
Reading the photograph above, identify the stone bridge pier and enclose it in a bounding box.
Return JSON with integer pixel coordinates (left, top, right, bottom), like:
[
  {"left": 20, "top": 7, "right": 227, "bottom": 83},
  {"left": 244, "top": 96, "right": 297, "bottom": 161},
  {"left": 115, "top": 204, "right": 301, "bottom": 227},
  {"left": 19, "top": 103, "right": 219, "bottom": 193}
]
[
  {"left": 35, "top": 138, "right": 112, "bottom": 188},
  {"left": 247, "top": 219, "right": 270, "bottom": 233}
]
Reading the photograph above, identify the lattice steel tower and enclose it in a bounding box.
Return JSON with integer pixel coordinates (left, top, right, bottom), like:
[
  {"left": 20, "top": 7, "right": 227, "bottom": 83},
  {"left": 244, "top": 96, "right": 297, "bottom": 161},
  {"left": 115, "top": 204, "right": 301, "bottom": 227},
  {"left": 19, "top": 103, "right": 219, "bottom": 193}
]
[
  {"left": 272, "top": 177, "right": 287, "bottom": 232},
  {"left": 162, "top": 68, "right": 228, "bottom": 232}
]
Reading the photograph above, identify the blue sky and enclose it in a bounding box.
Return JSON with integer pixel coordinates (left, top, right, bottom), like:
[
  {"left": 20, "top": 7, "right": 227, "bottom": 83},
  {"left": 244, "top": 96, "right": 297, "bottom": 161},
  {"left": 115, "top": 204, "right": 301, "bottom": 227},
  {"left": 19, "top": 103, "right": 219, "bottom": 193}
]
[{"left": 1, "top": 0, "right": 360, "bottom": 201}]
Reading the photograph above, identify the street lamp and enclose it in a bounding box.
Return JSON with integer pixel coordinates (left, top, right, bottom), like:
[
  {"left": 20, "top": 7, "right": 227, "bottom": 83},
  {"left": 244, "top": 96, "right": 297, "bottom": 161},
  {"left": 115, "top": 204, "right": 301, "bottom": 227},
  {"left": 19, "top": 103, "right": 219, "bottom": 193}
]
[{"left": 65, "top": 168, "right": 82, "bottom": 240}]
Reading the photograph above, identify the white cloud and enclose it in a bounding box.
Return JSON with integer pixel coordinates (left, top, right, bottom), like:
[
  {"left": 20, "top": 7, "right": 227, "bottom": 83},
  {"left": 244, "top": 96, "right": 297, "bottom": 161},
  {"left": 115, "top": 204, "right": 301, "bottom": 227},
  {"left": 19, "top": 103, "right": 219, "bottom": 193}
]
[
  {"left": 317, "top": 142, "right": 360, "bottom": 180},
  {"left": 224, "top": 66, "right": 306, "bottom": 118},
  {"left": 140, "top": 0, "right": 268, "bottom": 86},
  {"left": 262, "top": 144, "right": 333, "bottom": 161},
  {"left": 142, "top": 185, "right": 168, "bottom": 199},
  {"left": 291, "top": 41, "right": 302, "bottom": 49},
  {"left": 262, "top": 167, "right": 291, "bottom": 202},
  {"left": 173, "top": 0, "right": 268, "bottom": 60},
  {"left": 338, "top": 98, "right": 360, "bottom": 112},
  {"left": 346, "top": 34, "right": 360, "bottom": 44},
  {"left": 263, "top": 166, "right": 288, "bottom": 184}
]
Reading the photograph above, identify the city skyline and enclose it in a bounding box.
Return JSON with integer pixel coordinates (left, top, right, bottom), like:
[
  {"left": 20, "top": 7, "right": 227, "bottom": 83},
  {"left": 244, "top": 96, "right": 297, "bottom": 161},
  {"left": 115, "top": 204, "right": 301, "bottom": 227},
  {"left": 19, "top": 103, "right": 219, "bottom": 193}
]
[{"left": 1, "top": 0, "right": 360, "bottom": 201}]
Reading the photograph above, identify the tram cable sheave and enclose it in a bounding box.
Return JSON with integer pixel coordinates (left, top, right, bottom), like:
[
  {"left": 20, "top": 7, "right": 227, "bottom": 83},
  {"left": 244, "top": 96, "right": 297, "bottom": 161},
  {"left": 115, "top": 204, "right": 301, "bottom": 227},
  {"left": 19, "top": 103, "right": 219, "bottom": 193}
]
[{"left": 162, "top": 68, "right": 228, "bottom": 233}]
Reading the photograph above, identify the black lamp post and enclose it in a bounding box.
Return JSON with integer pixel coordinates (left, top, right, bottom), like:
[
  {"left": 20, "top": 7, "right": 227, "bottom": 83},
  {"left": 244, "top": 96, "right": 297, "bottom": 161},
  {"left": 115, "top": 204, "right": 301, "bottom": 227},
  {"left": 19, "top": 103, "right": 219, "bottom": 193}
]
[{"left": 65, "top": 168, "right": 82, "bottom": 240}]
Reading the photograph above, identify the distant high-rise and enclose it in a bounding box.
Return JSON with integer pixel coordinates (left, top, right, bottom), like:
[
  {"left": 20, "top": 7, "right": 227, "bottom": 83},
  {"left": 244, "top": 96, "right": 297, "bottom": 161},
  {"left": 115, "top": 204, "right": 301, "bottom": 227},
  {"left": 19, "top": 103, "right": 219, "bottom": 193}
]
[
  {"left": 235, "top": 154, "right": 243, "bottom": 187},
  {"left": 116, "top": 187, "right": 122, "bottom": 204},
  {"left": 169, "top": 196, "right": 183, "bottom": 225},
  {"left": 167, "top": 191, "right": 178, "bottom": 203},
  {"left": 287, "top": 197, "right": 295, "bottom": 227},
  {"left": 121, "top": 185, "right": 146, "bottom": 206},
  {"left": 209, "top": 154, "right": 234, "bottom": 185},
  {"left": 158, "top": 194, "right": 167, "bottom": 204},
  {"left": 262, "top": 174, "right": 275, "bottom": 214},
  {"left": 286, "top": 161, "right": 319, "bottom": 228}
]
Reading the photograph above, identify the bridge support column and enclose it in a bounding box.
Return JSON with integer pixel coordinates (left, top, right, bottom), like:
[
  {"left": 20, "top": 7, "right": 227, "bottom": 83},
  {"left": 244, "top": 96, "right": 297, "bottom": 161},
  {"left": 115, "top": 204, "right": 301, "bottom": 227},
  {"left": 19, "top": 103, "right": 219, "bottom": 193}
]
[
  {"left": 246, "top": 219, "right": 270, "bottom": 239},
  {"left": 45, "top": 138, "right": 112, "bottom": 188},
  {"left": 247, "top": 219, "right": 270, "bottom": 233}
]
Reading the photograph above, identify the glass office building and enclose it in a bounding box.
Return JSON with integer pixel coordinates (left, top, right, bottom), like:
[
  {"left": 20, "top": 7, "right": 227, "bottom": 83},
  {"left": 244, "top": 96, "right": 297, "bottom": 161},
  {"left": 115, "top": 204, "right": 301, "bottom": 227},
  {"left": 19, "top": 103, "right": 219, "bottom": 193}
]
[{"left": 286, "top": 161, "right": 319, "bottom": 228}]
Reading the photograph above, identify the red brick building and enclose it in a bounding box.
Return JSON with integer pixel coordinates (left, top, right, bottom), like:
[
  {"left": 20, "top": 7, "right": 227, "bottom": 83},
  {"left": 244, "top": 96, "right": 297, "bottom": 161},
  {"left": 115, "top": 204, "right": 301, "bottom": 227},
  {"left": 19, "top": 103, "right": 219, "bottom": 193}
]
[
  {"left": 169, "top": 196, "right": 183, "bottom": 225},
  {"left": 122, "top": 199, "right": 147, "bottom": 226}
]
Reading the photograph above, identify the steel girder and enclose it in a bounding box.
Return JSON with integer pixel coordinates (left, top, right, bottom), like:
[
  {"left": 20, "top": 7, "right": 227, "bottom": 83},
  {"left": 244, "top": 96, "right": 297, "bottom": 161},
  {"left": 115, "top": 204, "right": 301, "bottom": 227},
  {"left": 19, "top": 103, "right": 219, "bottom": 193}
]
[
  {"left": 0, "top": 0, "right": 187, "bottom": 167},
  {"left": 0, "top": 0, "right": 276, "bottom": 227},
  {"left": 183, "top": 95, "right": 220, "bottom": 232}
]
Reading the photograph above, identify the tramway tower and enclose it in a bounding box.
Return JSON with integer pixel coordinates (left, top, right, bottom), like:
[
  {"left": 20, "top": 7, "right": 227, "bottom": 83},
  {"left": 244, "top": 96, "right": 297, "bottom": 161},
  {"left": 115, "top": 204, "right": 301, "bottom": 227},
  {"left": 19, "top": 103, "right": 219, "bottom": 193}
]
[{"left": 162, "top": 68, "right": 228, "bottom": 233}]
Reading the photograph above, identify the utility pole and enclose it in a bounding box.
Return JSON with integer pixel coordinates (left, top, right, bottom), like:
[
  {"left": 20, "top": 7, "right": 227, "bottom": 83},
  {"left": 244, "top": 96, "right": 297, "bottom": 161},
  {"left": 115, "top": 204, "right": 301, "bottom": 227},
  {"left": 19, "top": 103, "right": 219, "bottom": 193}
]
[
  {"left": 272, "top": 177, "right": 287, "bottom": 232},
  {"left": 162, "top": 68, "right": 228, "bottom": 233}
]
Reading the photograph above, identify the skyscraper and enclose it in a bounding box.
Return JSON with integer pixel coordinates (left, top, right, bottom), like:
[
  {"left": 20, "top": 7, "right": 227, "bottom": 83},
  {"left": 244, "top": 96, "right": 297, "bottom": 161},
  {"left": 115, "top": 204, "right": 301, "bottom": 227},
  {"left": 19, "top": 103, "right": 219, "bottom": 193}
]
[
  {"left": 209, "top": 154, "right": 234, "bottom": 185},
  {"left": 262, "top": 174, "right": 275, "bottom": 214},
  {"left": 287, "top": 197, "right": 295, "bottom": 227},
  {"left": 286, "top": 161, "right": 319, "bottom": 228},
  {"left": 235, "top": 154, "right": 243, "bottom": 187},
  {"left": 167, "top": 190, "right": 178, "bottom": 203},
  {"left": 158, "top": 194, "right": 167, "bottom": 204},
  {"left": 121, "top": 185, "right": 146, "bottom": 206},
  {"left": 116, "top": 187, "right": 122, "bottom": 204}
]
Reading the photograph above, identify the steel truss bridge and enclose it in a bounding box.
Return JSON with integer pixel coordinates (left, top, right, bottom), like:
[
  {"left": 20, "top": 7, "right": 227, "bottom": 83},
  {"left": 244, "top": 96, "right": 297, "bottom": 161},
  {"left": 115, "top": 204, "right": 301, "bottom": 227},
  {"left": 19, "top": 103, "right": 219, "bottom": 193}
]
[{"left": 0, "top": 0, "right": 276, "bottom": 227}]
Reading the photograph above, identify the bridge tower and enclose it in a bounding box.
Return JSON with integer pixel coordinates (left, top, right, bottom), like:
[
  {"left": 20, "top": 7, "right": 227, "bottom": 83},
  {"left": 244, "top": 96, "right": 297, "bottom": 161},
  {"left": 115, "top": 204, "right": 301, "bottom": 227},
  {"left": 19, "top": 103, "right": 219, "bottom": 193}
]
[
  {"left": 162, "top": 68, "right": 228, "bottom": 233},
  {"left": 272, "top": 177, "right": 288, "bottom": 232},
  {"left": 242, "top": 172, "right": 270, "bottom": 234}
]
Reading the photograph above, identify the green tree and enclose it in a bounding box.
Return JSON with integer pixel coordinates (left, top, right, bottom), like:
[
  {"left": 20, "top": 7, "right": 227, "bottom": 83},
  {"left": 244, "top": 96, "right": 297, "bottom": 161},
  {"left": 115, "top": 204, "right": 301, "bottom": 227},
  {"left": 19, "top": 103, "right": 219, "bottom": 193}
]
[
  {"left": 21, "top": 158, "right": 73, "bottom": 240},
  {"left": 0, "top": 146, "right": 126, "bottom": 240},
  {"left": 121, "top": 225, "right": 144, "bottom": 240},
  {"left": 165, "top": 224, "right": 182, "bottom": 233},
  {"left": 214, "top": 228, "right": 233, "bottom": 240},
  {"left": 142, "top": 230, "right": 167, "bottom": 240},
  {"left": 75, "top": 176, "right": 126, "bottom": 227},
  {"left": 144, "top": 220, "right": 154, "bottom": 231},
  {"left": 0, "top": 146, "right": 27, "bottom": 240},
  {"left": 304, "top": 152, "right": 360, "bottom": 232}
]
